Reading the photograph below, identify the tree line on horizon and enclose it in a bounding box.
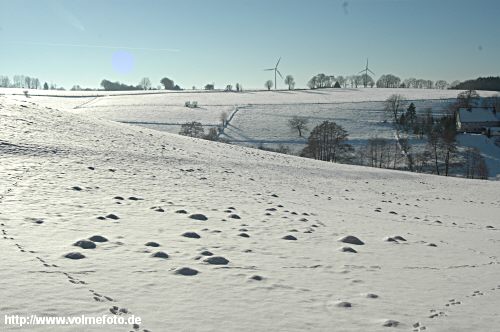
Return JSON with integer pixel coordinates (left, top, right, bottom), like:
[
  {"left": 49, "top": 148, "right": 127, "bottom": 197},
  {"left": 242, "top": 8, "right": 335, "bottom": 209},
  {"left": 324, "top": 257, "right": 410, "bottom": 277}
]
[
  {"left": 452, "top": 77, "right": 500, "bottom": 92},
  {"left": 304, "top": 73, "right": 455, "bottom": 90},
  {"left": 0, "top": 75, "right": 60, "bottom": 90},
  {"left": 99, "top": 77, "right": 182, "bottom": 91},
  {"left": 2, "top": 72, "right": 499, "bottom": 92}
]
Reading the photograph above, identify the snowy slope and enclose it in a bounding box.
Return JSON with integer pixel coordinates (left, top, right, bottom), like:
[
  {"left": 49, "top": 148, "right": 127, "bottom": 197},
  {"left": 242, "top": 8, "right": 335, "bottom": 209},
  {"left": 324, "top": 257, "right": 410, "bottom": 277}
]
[
  {"left": 4, "top": 87, "right": 496, "bottom": 145},
  {"left": 1, "top": 95, "right": 500, "bottom": 332},
  {"left": 10, "top": 87, "right": 499, "bottom": 177},
  {"left": 457, "top": 134, "right": 500, "bottom": 179}
]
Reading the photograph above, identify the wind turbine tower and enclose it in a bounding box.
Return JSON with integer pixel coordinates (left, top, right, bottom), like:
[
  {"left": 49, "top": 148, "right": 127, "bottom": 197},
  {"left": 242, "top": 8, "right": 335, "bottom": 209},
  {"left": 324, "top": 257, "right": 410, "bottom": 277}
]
[
  {"left": 264, "top": 57, "right": 283, "bottom": 90},
  {"left": 358, "top": 58, "right": 375, "bottom": 88}
]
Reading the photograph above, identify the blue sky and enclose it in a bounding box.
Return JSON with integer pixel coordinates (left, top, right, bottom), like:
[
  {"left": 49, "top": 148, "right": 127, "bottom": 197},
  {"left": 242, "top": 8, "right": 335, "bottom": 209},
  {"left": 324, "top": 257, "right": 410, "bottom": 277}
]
[{"left": 0, "top": 0, "right": 499, "bottom": 89}]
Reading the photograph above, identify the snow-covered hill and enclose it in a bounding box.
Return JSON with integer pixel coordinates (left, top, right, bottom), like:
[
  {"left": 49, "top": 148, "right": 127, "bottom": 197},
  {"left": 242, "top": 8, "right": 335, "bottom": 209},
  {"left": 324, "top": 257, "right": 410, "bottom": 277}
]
[
  {"left": 2, "top": 88, "right": 495, "bottom": 142},
  {"left": 1, "top": 95, "right": 499, "bottom": 331},
  {"left": 5, "top": 87, "right": 498, "bottom": 178}
]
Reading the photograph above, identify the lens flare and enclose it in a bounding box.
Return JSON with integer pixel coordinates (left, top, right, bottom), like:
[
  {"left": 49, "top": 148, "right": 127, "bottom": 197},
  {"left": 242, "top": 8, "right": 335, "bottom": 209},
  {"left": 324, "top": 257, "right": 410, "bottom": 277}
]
[{"left": 112, "top": 51, "right": 134, "bottom": 74}]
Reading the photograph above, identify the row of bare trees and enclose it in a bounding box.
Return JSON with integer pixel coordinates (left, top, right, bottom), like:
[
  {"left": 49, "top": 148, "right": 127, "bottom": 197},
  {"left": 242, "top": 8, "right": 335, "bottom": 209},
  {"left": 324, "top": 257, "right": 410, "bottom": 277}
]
[
  {"left": 357, "top": 138, "right": 401, "bottom": 169},
  {"left": 0, "top": 75, "right": 45, "bottom": 89},
  {"left": 357, "top": 137, "right": 488, "bottom": 179},
  {"left": 377, "top": 76, "right": 451, "bottom": 89},
  {"left": 403, "top": 78, "right": 449, "bottom": 89},
  {"left": 307, "top": 74, "right": 337, "bottom": 89},
  {"left": 302, "top": 92, "right": 489, "bottom": 179},
  {"left": 304, "top": 73, "right": 452, "bottom": 90},
  {"left": 306, "top": 74, "right": 374, "bottom": 89},
  {"left": 380, "top": 93, "right": 488, "bottom": 178}
]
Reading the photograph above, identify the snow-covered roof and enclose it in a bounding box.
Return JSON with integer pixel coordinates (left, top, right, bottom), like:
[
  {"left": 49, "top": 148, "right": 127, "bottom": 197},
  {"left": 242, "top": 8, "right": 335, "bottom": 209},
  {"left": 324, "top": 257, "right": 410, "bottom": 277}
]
[{"left": 458, "top": 108, "right": 499, "bottom": 123}]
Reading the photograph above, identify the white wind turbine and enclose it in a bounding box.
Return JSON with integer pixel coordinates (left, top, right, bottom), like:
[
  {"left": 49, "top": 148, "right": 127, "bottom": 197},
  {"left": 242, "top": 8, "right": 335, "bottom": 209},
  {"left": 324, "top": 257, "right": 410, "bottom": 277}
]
[
  {"left": 358, "top": 58, "right": 375, "bottom": 87},
  {"left": 264, "top": 57, "right": 283, "bottom": 90}
]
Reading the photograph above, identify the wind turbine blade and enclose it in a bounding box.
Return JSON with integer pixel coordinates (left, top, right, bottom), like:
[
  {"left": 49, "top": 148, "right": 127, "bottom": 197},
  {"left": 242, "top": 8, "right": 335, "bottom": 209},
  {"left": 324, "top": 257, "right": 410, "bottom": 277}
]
[
  {"left": 368, "top": 69, "right": 375, "bottom": 75},
  {"left": 276, "top": 57, "right": 281, "bottom": 68},
  {"left": 358, "top": 69, "right": 365, "bottom": 74},
  {"left": 277, "top": 70, "right": 283, "bottom": 79},
  {"left": 264, "top": 68, "right": 274, "bottom": 71}
]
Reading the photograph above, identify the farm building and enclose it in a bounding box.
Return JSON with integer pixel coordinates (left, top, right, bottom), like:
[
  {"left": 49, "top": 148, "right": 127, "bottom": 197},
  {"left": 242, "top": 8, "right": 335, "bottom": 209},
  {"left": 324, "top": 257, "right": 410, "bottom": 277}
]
[{"left": 456, "top": 107, "right": 500, "bottom": 133}]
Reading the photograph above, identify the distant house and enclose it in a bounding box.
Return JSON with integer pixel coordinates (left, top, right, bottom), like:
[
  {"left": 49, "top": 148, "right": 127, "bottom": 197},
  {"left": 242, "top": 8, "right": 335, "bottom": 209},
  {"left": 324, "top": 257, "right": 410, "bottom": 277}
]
[{"left": 456, "top": 107, "right": 500, "bottom": 133}]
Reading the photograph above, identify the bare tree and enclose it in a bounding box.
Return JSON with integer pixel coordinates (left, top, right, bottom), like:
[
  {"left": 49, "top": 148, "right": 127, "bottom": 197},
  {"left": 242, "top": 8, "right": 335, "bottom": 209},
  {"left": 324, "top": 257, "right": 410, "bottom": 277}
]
[
  {"left": 376, "top": 74, "right": 401, "bottom": 88},
  {"left": 435, "top": 80, "right": 449, "bottom": 89},
  {"left": 139, "top": 77, "right": 151, "bottom": 90},
  {"left": 398, "top": 135, "right": 414, "bottom": 171},
  {"left": 0, "top": 75, "right": 10, "bottom": 87},
  {"left": 24, "top": 76, "right": 32, "bottom": 89},
  {"left": 179, "top": 121, "right": 205, "bottom": 138},
  {"left": 414, "top": 150, "right": 431, "bottom": 173},
  {"left": 346, "top": 75, "right": 355, "bottom": 88},
  {"left": 307, "top": 76, "right": 318, "bottom": 89},
  {"left": 307, "top": 73, "right": 335, "bottom": 89},
  {"left": 360, "top": 74, "right": 374, "bottom": 88},
  {"left": 288, "top": 116, "right": 309, "bottom": 137},
  {"left": 265, "top": 80, "right": 273, "bottom": 91},
  {"left": 354, "top": 75, "right": 363, "bottom": 88},
  {"left": 316, "top": 73, "right": 327, "bottom": 88},
  {"left": 426, "top": 127, "right": 441, "bottom": 175},
  {"left": 13, "top": 75, "right": 24, "bottom": 88},
  {"left": 424, "top": 116, "right": 457, "bottom": 176},
  {"left": 464, "top": 148, "right": 488, "bottom": 179},
  {"left": 336, "top": 75, "right": 346, "bottom": 88},
  {"left": 403, "top": 77, "right": 417, "bottom": 88},
  {"left": 301, "top": 121, "right": 352, "bottom": 162},
  {"left": 220, "top": 111, "right": 228, "bottom": 127},
  {"left": 457, "top": 89, "right": 480, "bottom": 109},
  {"left": 384, "top": 94, "right": 407, "bottom": 125},
  {"left": 33, "top": 78, "right": 40, "bottom": 89},
  {"left": 441, "top": 127, "right": 457, "bottom": 176},
  {"left": 364, "top": 137, "right": 390, "bottom": 168},
  {"left": 284, "top": 75, "right": 295, "bottom": 90}
]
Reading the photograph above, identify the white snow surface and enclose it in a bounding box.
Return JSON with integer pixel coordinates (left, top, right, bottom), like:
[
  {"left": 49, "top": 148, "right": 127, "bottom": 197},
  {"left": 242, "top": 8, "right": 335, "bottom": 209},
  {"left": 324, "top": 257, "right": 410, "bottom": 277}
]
[
  {"left": 1, "top": 94, "right": 500, "bottom": 332},
  {"left": 457, "top": 133, "right": 500, "bottom": 179},
  {"left": 4, "top": 87, "right": 498, "bottom": 146}
]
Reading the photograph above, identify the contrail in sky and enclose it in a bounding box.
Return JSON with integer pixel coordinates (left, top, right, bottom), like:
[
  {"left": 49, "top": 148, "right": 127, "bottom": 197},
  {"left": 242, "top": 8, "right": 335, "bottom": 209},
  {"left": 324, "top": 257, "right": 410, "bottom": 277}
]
[{"left": 8, "top": 41, "right": 180, "bottom": 52}]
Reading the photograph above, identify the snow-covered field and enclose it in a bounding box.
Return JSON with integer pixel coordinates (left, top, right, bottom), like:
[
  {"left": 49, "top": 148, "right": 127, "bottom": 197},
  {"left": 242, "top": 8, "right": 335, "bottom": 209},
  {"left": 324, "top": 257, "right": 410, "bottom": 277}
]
[
  {"left": 1, "top": 93, "right": 500, "bottom": 331},
  {"left": 3, "top": 86, "right": 489, "bottom": 101},
  {"left": 222, "top": 99, "right": 455, "bottom": 148},
  {"left": 5, "top": 87, "right": 499, "bottom": 177},
  {"left": 457, "top": 133, "right": 500, "bottom": 179},
  {"left": 4, "top": 88, "right": 491, "bottom": 141}
]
